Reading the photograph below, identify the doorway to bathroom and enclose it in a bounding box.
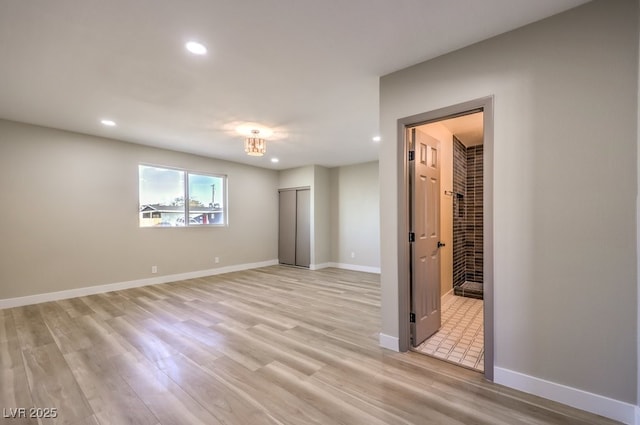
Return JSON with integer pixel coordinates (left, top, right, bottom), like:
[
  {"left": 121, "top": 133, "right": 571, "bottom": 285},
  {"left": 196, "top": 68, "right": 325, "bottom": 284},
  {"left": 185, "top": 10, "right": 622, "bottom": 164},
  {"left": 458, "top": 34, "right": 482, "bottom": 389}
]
[
  {"left": 398, "top": 96, "right": 494, "bottom": 380},
  {"left": 413, "top": 112, "right": 485, "bottom": 371}
]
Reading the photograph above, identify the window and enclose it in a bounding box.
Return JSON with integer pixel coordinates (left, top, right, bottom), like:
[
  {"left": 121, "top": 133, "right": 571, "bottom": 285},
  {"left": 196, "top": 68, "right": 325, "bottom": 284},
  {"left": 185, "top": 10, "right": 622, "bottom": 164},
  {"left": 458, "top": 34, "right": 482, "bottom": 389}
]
[
  {"left": 139, "top": 165, "right": 227, "bottom": 227},
  {"left": 188, "top": 173, "right": 226, "bottom": 225}
]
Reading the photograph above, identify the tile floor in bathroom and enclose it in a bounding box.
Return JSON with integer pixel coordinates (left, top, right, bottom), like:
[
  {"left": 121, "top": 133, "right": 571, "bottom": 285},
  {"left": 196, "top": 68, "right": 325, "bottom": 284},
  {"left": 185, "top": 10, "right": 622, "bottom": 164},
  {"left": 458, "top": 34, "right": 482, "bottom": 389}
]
[{"left": 414, "top": 292, "right": 484, "bottom": 371}]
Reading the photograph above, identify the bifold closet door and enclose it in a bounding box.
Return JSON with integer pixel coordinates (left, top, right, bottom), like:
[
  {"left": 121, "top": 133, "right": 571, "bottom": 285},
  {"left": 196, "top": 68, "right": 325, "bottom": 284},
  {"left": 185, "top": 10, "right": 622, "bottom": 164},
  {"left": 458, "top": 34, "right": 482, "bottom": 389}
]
[
  {"left": 295, "top": 189, "right": 310, "bottom": 267},
  {"left": 278, "top": 188, "right": 310, "bottom": 267}
]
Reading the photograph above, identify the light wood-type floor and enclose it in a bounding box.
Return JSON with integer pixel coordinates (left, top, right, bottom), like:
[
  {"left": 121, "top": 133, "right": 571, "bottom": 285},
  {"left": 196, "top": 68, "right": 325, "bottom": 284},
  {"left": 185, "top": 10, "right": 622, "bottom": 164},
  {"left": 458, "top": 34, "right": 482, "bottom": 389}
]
[{"left": 0, "top": 266, "right": 619, "bottom": 425}]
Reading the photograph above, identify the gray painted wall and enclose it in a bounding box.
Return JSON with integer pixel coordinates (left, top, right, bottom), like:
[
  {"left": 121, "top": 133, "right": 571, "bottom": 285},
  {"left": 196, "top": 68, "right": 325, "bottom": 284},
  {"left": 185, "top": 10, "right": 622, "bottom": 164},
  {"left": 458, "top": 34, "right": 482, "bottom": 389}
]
[
  {"left": 314, "top": 165, "right": 331, "bottom": 266},
  {"left": 278, "top": 165, "right": 314, "bottom": 189},
  {"left": 0, "top": 119, "right": 279, "bottom": 299},
  {"left": 380, "top": 0, "right": 637, "bottom": 404},
  {"left": 329, "top": 161, "right": 380, "bottom": 269}
]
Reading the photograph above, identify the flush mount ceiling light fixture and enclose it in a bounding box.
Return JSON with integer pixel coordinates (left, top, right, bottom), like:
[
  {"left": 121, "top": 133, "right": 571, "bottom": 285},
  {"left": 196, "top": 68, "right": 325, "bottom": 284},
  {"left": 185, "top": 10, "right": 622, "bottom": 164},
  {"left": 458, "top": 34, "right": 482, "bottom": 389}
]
[
  {"left": 244, "top": 129, "right": 266, "bottom": 156},
  {"left": 234, "top": 124, "right": 274, "bottom": 139}
]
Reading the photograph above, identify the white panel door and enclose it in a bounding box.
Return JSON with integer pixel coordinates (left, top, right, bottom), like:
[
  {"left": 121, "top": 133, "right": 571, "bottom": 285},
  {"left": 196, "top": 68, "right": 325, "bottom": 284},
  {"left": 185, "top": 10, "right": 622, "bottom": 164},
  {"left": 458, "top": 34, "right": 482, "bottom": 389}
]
[{"left": 411, "top": 128, "right": 442, "bottom": 346}]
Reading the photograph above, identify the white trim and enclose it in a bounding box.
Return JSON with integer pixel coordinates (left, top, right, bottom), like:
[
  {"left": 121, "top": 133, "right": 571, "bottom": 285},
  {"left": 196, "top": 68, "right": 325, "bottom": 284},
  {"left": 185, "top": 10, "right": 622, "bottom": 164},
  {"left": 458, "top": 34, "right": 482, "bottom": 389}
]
[
  {"left": 328, "top": 262, "right": 381, "bottom": 274},
  {"left": 494, "top": 367, "right": 636, "bottom": 424},
  {"left": 379, "top": 333, "right": 400, "bottom": 351},
  {"left": 309, "top": 263, "right": 330, "bottom": 270},
  {"left": 0, "top": 259, "right": 278, "bottom": 309},
  {"left": 635, "top": 406, "right": 640, "bottom": 425}
]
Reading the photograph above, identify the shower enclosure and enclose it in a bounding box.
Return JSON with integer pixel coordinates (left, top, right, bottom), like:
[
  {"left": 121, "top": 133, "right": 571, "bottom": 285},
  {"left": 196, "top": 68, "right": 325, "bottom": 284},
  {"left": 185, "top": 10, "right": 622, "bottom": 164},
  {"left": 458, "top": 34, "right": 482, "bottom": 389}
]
[{"left": 452, "top": 136, "right": 483, "bottom": 299}]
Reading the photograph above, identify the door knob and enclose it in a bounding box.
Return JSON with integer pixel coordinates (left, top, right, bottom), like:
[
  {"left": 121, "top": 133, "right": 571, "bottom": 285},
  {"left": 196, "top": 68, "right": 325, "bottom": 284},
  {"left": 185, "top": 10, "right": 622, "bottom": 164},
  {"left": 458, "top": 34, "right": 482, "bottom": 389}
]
[{"left": 437, "top": 241, "right": 446, "bottom": 248}]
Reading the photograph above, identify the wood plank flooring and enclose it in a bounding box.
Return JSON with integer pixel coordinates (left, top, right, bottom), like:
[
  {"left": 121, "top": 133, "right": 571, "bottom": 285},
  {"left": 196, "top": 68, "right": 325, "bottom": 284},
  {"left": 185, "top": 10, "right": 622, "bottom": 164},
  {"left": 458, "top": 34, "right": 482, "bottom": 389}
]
[{"left": 0, "top": 266, "right": 620, "bottom": 424}]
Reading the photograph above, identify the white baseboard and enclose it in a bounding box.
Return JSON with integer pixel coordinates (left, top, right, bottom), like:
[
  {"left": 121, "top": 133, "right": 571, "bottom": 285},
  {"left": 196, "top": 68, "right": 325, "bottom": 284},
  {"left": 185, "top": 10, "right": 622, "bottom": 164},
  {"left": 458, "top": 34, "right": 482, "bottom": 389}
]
[
  {"left": 0, "top": 259, "right": 279, "bottom": 309},
  {"left": 328, "top": 262, "right": 381, "bottom": 274},
  {"left": 494, "top": 367, "right": 637, "bottom": 424},
  {"left": 286, "top": 262, "right": 380, "bottom": 273},
  {"left": 309, "top": 263, "right": 330, "bottom": 270},
  {"left": 379, "top": 333, "right": 400, "bottom": 352}
]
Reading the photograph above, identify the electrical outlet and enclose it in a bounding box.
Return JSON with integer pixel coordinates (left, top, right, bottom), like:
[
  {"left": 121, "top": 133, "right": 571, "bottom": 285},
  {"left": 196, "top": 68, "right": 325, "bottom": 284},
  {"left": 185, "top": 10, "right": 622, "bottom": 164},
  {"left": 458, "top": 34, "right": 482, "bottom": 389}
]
[
  {"left": 350, "top": 252, "right": 355, "bottom": 258},
  {"left": 214, "top": 257, "right": 220, "bottom": 264},
  {"left": 151, "top": 265, "right": 157, "bottom": 274}
]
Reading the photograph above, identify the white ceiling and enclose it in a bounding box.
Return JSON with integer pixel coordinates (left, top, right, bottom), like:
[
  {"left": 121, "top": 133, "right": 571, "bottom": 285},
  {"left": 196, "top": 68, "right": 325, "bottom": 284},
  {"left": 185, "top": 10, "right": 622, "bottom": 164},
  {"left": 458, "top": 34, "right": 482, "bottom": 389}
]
[
  {"left": 0, "top": 0, "right": 589, "bottom": 169},
  {"left": 440, "top": 112, "right": 484, "bottom": 147}
]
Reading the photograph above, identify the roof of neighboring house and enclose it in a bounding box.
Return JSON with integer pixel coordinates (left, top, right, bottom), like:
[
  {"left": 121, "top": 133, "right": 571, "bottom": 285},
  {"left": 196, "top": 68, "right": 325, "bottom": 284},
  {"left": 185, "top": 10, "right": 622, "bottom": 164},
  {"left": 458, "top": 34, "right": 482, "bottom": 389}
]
[{"left": 140, "top": 204, "right": 222, "bottom": 213}]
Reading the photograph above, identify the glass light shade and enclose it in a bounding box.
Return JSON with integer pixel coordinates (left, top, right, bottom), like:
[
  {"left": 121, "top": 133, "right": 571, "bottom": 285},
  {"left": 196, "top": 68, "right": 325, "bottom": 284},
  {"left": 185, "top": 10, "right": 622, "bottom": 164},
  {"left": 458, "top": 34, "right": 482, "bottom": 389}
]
[
  {"left": 185, "top": 41, "right": 207, "bottom": 55},
  {"left": 244, "top": 137, "right": 266, "bottom": 156}
]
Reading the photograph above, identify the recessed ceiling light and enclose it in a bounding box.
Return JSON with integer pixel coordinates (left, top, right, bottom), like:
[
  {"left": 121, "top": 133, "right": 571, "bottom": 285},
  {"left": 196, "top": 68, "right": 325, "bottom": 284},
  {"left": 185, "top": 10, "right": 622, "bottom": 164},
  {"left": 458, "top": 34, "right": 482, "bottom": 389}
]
[
  {"left": 372, "top": 136, "right": 381, "bottom": 142},
  {"left": 271, "top": 158, "right": 279, "bottom": 163},
  {"left": 101, "top": 119, "right": 116, "bottom": 127},
  {"left": 185, "top": 41, "right": 207, "bottom": 55}
]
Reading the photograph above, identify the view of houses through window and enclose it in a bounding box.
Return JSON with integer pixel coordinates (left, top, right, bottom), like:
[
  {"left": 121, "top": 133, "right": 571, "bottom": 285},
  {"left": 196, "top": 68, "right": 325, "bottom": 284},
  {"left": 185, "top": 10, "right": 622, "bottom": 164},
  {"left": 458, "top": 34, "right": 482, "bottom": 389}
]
[{"left": 139, "top": 165, "right": 226, "bottom": 227}]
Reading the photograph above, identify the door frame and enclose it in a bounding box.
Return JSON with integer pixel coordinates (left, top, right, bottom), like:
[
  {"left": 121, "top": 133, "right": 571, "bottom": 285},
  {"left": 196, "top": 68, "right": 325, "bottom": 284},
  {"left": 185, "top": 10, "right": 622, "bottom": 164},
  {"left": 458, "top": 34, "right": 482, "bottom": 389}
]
[{"left": 396, "top": 96, "right": 494, "bottom": 381}]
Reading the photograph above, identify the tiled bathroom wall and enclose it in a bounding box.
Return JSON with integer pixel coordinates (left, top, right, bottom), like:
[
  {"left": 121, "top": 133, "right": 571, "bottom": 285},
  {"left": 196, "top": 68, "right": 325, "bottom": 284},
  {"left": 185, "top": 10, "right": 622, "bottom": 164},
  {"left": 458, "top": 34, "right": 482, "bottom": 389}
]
[
  {"left": 452, "top": 137, "right": 483, "bottom": 290},
  {"left": 466, "top": 144, "right": 483, "bottom": 283},
  {"left": 453, "top": 137, "right": 467, "bottom": 287}
]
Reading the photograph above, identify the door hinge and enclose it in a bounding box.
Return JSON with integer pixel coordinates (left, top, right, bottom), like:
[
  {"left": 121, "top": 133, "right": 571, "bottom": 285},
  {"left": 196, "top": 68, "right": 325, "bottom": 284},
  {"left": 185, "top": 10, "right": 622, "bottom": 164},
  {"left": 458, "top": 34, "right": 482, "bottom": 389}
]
[
  {"left": 410, "top": 312, "right": 416, "bottom": 323},
  {"left": 409, "top": 232, "right": 415, "bottom": 243},
  {"left": 408, "top": 150, "right": 415, "bottom": 161}
]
